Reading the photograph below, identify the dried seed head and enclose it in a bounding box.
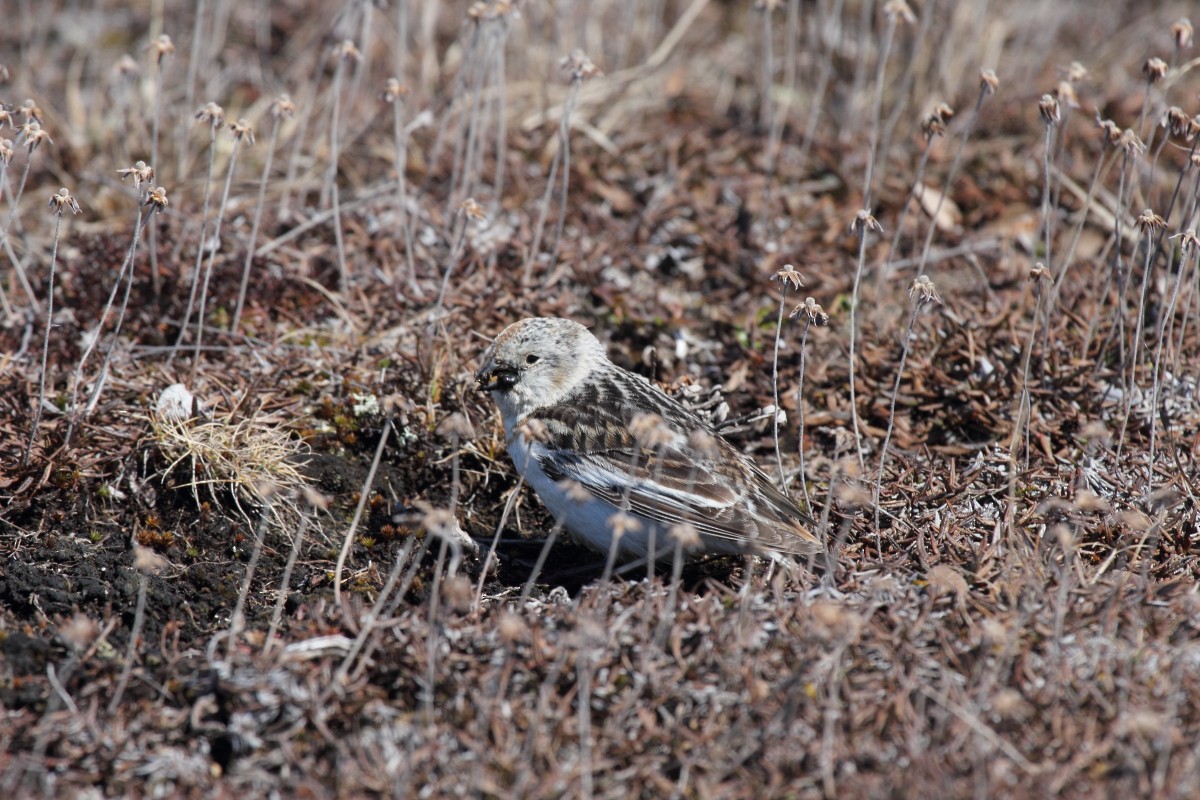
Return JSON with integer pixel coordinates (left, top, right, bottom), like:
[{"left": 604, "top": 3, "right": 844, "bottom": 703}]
[
  {"left": 441, "top": 575, "right": 473, "bottom": 612},
  {"left": 458, "top": 197, "right": 486, "bottom": 220},
  {"left": 882, "top": 0, "right": 916, "bottom": 24},
  {"left": 438, "top": 411, "right": 475, "bottom": 439},
  {"left": 1171, "top": 229, "right": 1200, "bottom": 253},
  {"left": 516, "top": 417, "right": 550, "bottom": 444},
  {"left": 421, "top": 507, "right": 461, "bottom": 541},
  {"left": 1173, "top": 18, "right": 1194, "bottom": 50},
  {"left": 382, "top": 77, "right": 409, "bottom": 104},
  {"left": 608, "top": 511, "right": 642, "bottom": 540},
  {"left": 630, "top": 412, "right": 674, "bottom": 448},
  {"left": 48, "top": 187, "right": 81, "bottom": 215},
  {"left": 790, "top": 296, "right": 830, "bottom": 326},
  {"left": 0, "top": 104, "right": 12, "bottom": 130},
  {"left": 1053, "top": 81, "right": 1078, "bottom": 109},
  {"left": 133, "top": 544, "right": 169, "bottom": 575},
  {"left": 59, "top": 612, "right": 101, "bottom": 652},
  {"left": 774, "top": 264, "right": 805, "bottom": 290},
  {"left": 561, "top": 50, "right": 602, "bottom": 83},
  {"left": 150, "top": 33, "right": 175, "bottom": 64},
  {"left": 1135, "top": 208, "right": 1167, "bottom": 233},
  {"left": 979, "top": 68, "right": 1000, "bottom": 95},
  {"left": 195, "top": 101, "right": 225, "bottom": 129},
  {"left": 497, "top": 612, "right": 529, "bottom": 643},
  {"left": 1164, "top": 107, "right": 1200, "bottom": 141},
  {"left": 1063, "top": 61, "right": 1088, "bottom": 83},
  {"left": 668, "top": 522, "right": 701, "bottom": 549},
  {"left": 557, "top": 478, "right": 593, "bottom": 504},
  {"left": 270, "top": 93, "right": 296, "bottom": 118},
  {"left": 0, "top": 64, "right": 8, "bottom": 83},
  {"left": 117, "top": 160, "right": 155, "bottom": 189},
  {"left": 468, "top": 1, "right": 489, "bottom": 20},
  {"left": 850, "top": 208, "right": 882, "bottom": 234},
  {"left": 0, "top": 138, "right": 13, "bottom": 165},
  {"left": 228, "top": 118, "right": 255, "bottom": 144},
  {"left": 1029, "top": 262, "right": 1049, "bottom": 282},
  {"left": 1118, "top": 128, "right": 1146, "bottom": 156},
  {"left": 17, "top": 120, "right": 51, "bottom": 153},
  {"left": 1037, "top": 94, "right": 1060, "bottom": 126},
  {"left": 113, "top": 53, "right": 140, "bottom": 79},
  {"left": 144, "top": 185, "right": 169, "bottom": 210},
  {"left": 686, "top": 429, "right": 720, "bottom": 459},
  {"left": 1096, "top": 117, "right": 1121, "bottom": 146},
  {"left": 332, "top": 39, "right": 362, "bottom": 63},
  {"left": 1144, "top": 57, "right": 1168, "bottom": 83},
  {"left": 909, "top": 274, "right": 941, "bottom": 305},
  {"left": 301, "top": 487, "right": 331, "bottom": 510},
  {"left": 18, "top": 98, "right": 42, "bottom": 122}
]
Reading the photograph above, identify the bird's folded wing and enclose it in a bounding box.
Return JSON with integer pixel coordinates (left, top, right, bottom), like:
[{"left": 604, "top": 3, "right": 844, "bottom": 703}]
[{"left": 536, "top": 447, "right": 820, "bottom": 555}]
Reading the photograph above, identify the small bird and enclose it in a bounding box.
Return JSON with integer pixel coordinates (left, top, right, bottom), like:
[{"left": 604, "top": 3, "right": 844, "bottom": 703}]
[{"left": 475, "top": 317, "right": 821, "bottom": 562}]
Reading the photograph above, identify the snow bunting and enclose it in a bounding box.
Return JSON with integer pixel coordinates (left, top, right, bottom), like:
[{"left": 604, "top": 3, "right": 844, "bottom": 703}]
[{"left": 475, "top": 317, "right": 821, "bottom": 561}]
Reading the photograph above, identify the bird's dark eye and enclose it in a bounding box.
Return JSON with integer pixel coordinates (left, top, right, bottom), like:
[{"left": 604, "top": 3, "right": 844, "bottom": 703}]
[{"left": 525, "top": 354, "right": 540, "bottom": 365}]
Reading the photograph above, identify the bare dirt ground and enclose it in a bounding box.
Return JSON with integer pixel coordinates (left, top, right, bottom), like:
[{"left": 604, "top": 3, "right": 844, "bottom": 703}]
[{"left": 2, "top": 1, "right": 1200, "bottom": 797}]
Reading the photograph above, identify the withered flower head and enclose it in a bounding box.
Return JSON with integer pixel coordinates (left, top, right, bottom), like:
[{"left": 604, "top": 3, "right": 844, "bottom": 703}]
[
  {"left": 18, "top": 98, "right": 42, "bottom": 122},
  {"left": 1118, "top": 128, "right": 1146, "bottom": 156},
  {"left": 1161, "top": 106, "right": 1199, "bottom": 141},
  {"left": 382, "top": 77, "right": 409, "bottom": 104},
  {"left": 882, "top": 0, "right": 916, "bottom": 24},
  {"left": 270, "top": 93, "right": 296, "bottom": 118},
  {"left": 1172, "top": 229, "right": 1200, "bottom": 253},
  {"left": 0, "top": 103, "right": 12, "bottom": 130},
  {"left": 113, "top": 53, "right": 140, "bottom": 79},
  {"left": 228, "top": 118, "right": 255, "bottom": 144},
  {"left": 144, "top": 185, "right": 170, "bottom": 211},
  {"left": 851, "top": 208, "right": 882, "bottom": 234},
  {"left": 607, "top": 511, "right": 642, "bottom": 540},
  {"left": 909, "top": 274, "right": 941, "bottom": 305},
  {"left": 774, "top": 264, "right": 805, "bottom": 290},
  {"left": 117, "top": 160, "right": 155, "bottom": 189},
  {"left": 979, "top": 68, "right": 1000, "bottom": 95},
  {"left": 195, "top": 101, "right": 225, "bottom": 129},
  {"left": 332, "top": 39, "right": 362, "bottom": 63},
  {"left": 1096, "top": 117, "right": 1121, "bottom": 146},
  {"left": 1172, "top": 18, "right": 1194, "bottom": 50},
  {"left": 1064, "top": 61, "right": 1088, "bottom": 83},
  {"left": 1037, "top": 94, "right": 1061, "bottom": 126},
  {"left": 48, "top": 187, "right": 82, "bottom": 215},
  {"left": 790, "top": 296, "right": 830, "bottom": 326},
  {"left": 669, "top": 522, "right": 702, "bottom": 549},
  {"left": 1029, "top": 262, "right": 1049, "bottom": 282},
  {"left": 1143, "top": 57, "right": 1168, "bottom": 84},
  {"left": 561, "top": 50, "right": 602, "bottom": 83},
  {"left": 0, "top": 138, "right": 12, "bottom": 165},
  {"left": 458, "top": 197, "right": 486, "bottom": 220},
  {"left": 1053, "top": 81, "right": 1078, "bottom": 109},
  {"left": 17, "top": 120, "right": 51, "bottom": 153},
  {"left": 149, "top": 33, "right": 175, "bottom": 64},
  {"left": 1135, "top": 208, "right": 1167, "bottom": 232}
]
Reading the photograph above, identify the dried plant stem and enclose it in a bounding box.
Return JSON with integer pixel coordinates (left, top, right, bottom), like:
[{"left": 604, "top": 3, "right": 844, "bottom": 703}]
[
  {"left": 883, "top": 134, "right": 935, "bottom": 273},
  {"left": 1009, "top": 279, "right": 1045, "bottom": 470},
  {"left": 24, "top": 207, "right": 66, "bottom": 466},
  {"left": 69, "top": 204, "right": 156, "bottom": 445},
  {"left": 1048, "top": 146, "right": 1110, "bottom": 316},
  {"left": 264, "top": 508, "right": 311, "bottom": 653},
  {"left": 520, "top": 519, "right": 565, "bottom": 605},
  {"left": 862, "top": 10, "right": 900, "bottom": 210},
  {"left": 149, "top": 62, "right": 167, "bottom": 297},
  {"left": 873, "top": 297, "right": 922, "bottom": 539},
  {"left": 190, "top": 135, "right": 245, "bottom": 384},
  {"left": 849, "top": 224, "right": 871, "bottom": 470},
  {"left": 525, "top": 80, "right": 581, "bottom": 284},
  {"left": 1, "top": 156, "right": 40, "bottom": 310},
  {"left": 328, "top": 57, "right": 350, "bottom": 289},
  {"left": 227, "top": 494, "right": 273, "bottom": 661},
  {"left": 1117, "top": 226, "right": 1159, "bottom": 456},
  {"left": 473, "top": 473, "right": 525, "bottom": 614},
  {"left": 231, "top": 115, "right": 282, "bottom": 334},
  {"left": 178, "top": 0, "right": 208, "bottom": 179},
  {"left": 795, "top": 317, "right": 813, "bottom": 509},
  {"left": 333, "top": 417, "right": 392, "bottom": 613},
  {"left": 1148, "top": 244, "right": 1194, "bottom": 473},
  {"left": 170, "top": 122, "right": 219, "bottom": 363},
  {"left": 107, "top": 571, "right": 148, "bottom": 715},
  {"left": 771, "top": 285, "right": 789, "bottom": 491},
  {"left": 390, "top": 95, "right": 420, "bottom": 297},
  {"left": 916, "top": 86, "right": 990, "bottom": 276},
  {"left": 798, "top": 0, "right": 842, "bottom": 167}
]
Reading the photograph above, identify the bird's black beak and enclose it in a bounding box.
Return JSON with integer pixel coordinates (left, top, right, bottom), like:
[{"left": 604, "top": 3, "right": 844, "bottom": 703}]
[{"left": 475, "top": 361, "right": 518, "bottom": 392}]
